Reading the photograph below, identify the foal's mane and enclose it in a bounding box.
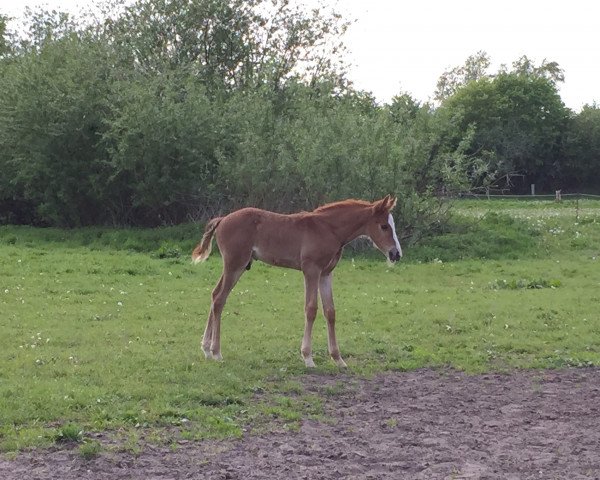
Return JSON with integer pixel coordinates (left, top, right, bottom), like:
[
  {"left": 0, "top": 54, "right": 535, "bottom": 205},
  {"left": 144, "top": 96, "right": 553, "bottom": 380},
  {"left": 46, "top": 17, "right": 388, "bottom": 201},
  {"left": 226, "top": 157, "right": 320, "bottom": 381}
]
[{"left": 313, "top": 199, "right": 372, "bottom": 213}]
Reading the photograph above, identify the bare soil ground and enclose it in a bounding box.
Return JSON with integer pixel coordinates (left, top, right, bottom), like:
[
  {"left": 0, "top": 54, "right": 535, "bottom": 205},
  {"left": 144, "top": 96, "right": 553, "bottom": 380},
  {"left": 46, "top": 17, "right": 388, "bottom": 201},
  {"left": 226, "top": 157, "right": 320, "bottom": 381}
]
[{"left": 2, "top": 368, "right": 600, "bottom": 480}]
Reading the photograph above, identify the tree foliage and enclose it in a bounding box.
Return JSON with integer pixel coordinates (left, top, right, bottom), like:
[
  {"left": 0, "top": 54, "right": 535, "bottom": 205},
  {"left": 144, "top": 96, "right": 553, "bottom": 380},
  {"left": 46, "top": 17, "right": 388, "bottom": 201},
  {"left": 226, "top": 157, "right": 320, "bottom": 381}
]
[
  {"left": 438, "top": 55, "right": 570, "bottom": 191},
  {"left": 101, "top": 72, "right": 220, "bottom": 224},
  {"left": 0, "top": 32, "right": 112, "bottom": 225},
  {"left": 435, "top": 50, "right": 491, "bottom": 102},
  {"left": 104, "top": 0, "right": 348, "bottom": 91},
  {"left": 0, "top": 14, "right": 10, "bottom": 57},
  {"left": 564, "top": 104, "right": 600, "bottom": 190},
  {"left": 0, "top": 7, "right": 598, "bottom": 231}
]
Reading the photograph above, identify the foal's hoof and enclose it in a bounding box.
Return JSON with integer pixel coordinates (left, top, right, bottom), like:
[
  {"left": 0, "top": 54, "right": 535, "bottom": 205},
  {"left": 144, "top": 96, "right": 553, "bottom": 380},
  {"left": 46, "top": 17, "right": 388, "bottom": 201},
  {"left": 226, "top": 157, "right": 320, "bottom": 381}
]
[
  {"left": 333, "top": 357, "right": 348, "bottom": 368},
  {"left": 211, "top": 352, "right": 223, "bottom": 361},
  {"left": 202, "top": 348, "right": 212, "bottom": 360},
  {"left": 303, "top": 357, "right": 316, "bottom": 368}
]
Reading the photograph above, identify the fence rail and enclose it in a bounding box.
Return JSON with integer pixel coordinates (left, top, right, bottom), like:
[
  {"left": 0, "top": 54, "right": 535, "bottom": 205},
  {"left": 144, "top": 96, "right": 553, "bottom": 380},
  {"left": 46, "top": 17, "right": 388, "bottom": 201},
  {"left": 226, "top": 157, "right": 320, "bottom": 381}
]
[{"left": 458, "top": 193, "right": 600, "bottom": 200}]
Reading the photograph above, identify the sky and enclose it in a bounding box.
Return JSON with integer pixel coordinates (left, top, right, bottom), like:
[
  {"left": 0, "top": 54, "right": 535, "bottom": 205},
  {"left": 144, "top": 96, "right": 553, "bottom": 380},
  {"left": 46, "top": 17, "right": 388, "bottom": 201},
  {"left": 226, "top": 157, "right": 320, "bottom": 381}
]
[{"left": 1, "top": 0, "right": 598, "bottom": 111}]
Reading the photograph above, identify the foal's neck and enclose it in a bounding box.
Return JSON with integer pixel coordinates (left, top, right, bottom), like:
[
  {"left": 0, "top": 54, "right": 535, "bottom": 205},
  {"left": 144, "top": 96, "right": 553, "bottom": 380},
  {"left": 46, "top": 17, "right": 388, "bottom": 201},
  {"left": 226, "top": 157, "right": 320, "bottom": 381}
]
[{"left": 317, "top": 204, "right": 373, "bottom": 246}]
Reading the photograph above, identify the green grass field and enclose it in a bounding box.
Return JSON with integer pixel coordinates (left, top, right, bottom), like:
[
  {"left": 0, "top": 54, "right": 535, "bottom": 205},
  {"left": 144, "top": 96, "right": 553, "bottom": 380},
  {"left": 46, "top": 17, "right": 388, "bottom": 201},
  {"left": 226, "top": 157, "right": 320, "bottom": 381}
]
[{"left": 1, "top": 198, "right": 599, "bottom": 453}]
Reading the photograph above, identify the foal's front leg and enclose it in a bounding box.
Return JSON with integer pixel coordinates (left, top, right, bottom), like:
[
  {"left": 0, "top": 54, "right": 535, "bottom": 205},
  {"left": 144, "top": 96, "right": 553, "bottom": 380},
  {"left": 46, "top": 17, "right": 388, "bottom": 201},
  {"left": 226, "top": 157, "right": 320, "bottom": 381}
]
[
  {"left": 319, "top": 273, "right": 347, "bottom": 367},
  {"left": 300, "top": 268, "right": 320, "bottom": 368}
]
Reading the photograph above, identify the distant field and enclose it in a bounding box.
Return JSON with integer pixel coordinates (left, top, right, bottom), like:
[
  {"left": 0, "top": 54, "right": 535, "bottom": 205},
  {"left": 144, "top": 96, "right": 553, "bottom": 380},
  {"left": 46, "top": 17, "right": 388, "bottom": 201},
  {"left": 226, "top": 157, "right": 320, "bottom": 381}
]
[
  {"left": 1, "top": 198, "right": 599, "bottom": 453},
  {"left": 454, "top": 197, "right": 600, "bottom": 219}
]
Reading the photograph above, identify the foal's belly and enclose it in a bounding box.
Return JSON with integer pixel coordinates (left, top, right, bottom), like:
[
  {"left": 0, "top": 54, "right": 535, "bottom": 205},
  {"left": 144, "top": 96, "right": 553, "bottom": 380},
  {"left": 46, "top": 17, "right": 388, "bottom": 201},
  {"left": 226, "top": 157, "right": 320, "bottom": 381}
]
[
  {"left": 250, "top": 211, "right": 305, "bottom": 270},
  {"left": 252, "top": 246, "right": 301, "bottom": 270}
]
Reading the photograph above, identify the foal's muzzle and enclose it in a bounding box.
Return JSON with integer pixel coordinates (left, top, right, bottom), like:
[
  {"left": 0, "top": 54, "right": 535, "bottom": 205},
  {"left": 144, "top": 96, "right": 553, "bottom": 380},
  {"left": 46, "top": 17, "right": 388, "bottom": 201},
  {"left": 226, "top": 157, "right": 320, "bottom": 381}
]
[{"left": 388, "top": 247, "right": 401, "bottom": 263}]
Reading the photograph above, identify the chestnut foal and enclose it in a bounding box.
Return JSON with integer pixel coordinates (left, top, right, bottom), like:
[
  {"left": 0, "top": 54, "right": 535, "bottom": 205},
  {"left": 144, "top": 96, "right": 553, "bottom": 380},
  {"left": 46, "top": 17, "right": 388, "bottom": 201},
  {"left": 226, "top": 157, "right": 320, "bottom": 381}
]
[{"left": 192, "top": 195, "right": 402, "bottom": 367}]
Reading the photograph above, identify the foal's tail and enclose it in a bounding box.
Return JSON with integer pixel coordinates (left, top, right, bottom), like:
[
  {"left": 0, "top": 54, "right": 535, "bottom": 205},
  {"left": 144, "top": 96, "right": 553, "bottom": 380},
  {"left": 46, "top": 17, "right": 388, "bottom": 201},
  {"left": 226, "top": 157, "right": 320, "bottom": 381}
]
[{"left": 191, "top": 217, "right": 223, "bottom": 264}]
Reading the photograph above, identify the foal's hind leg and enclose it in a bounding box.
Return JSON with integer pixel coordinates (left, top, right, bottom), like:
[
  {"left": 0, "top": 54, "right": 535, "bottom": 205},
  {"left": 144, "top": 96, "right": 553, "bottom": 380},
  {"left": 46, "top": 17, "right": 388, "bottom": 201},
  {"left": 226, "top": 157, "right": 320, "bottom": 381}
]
[
  {"left": 205, "top": 260, "right": 247, "bottom": 361},
  {"left": 202, "top": 277, "right": 222, "bottom": 359}
]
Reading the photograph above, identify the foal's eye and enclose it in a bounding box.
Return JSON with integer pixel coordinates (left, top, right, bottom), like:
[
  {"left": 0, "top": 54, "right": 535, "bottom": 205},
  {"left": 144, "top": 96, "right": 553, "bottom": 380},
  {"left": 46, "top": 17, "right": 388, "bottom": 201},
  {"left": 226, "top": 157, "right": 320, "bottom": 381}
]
[{"left": 381, "top": 224, "right": 389, "bottom": 231}]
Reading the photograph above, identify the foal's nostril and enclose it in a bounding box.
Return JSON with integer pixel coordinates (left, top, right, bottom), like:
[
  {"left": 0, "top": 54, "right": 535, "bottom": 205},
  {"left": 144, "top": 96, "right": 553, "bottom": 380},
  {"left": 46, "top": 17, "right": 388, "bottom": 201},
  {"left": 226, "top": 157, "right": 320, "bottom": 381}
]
[{"left": 389, "top": 248, "right": 401, "bottom": 262}]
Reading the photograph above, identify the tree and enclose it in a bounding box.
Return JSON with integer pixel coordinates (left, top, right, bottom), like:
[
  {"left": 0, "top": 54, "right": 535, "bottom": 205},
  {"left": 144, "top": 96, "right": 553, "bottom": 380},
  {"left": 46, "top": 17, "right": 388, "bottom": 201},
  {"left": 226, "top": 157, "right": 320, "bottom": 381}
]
[
  {"left": 0, "top": 0, "right": 353, "bottom": 226},
  {"left": 101, "top": 72, "right": 220, "bottom": 224},
  {"left": 439, "top": 56, "right": 570, "bottom": 191},
  {"left": 564, "top": 104, "right": 600, "bottom": 190},
  {"left": 0, "top": 32, "right": 113, "bottom": 226},
  {"left": 510, "top": 55, "right": 564, "bottom": 85},
  {"left": 388, "top": 93, "right": 420, "bottom": 126},
  {"left": 105, "top": 0, "right": 349, "bottom": 92},
  {"left": 435, "top": 50, "right": 490, "bottom": 102},
  {"left": 0, "top": 14, "right": 10, "bottom": 57},
  {"left": 213, "top": 81, "right": 387, "bottom": 211},
  {"left": 0, "top": 0, "right": 477, "bottom": 232}
]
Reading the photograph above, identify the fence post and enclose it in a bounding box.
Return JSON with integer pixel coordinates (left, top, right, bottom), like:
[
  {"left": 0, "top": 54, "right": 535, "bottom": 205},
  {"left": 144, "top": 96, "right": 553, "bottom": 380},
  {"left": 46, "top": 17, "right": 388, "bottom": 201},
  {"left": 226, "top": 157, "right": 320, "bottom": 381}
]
[
  {"left": 555, "top": 190, "right": 562, "bottom": 202},
  {"left": 530, "top": 184, "right": 535, "bottom": 196}
]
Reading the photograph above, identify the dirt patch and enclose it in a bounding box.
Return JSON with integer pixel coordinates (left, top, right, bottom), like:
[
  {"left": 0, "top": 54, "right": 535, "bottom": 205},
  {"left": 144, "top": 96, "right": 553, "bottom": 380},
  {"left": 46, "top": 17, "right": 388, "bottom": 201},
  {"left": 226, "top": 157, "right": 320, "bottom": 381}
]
[{"left": 2, "top": 368, "right": 600, "bottom": 479}]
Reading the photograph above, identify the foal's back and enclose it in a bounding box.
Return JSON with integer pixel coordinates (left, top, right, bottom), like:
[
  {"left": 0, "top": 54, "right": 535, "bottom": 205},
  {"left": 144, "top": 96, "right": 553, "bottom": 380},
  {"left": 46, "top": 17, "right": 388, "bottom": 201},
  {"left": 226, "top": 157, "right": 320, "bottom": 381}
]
[{"left": 215, "top": 207, "right": 318, "bottom": 270}]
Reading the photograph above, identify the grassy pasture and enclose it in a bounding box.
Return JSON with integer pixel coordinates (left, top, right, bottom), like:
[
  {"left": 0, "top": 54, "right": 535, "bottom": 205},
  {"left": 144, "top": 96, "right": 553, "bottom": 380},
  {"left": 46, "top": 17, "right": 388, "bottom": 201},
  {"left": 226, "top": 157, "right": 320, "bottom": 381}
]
[{"left": 1, "top": 198, "right": 599, "bottom": 453}]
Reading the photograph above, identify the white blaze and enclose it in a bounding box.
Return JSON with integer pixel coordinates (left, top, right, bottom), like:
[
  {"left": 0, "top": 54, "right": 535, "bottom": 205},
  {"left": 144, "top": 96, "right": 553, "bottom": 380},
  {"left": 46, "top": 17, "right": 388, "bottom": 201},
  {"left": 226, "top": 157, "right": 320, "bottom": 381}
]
[{"left": 388, "top": 213, "right": 402, "bottom": 257}]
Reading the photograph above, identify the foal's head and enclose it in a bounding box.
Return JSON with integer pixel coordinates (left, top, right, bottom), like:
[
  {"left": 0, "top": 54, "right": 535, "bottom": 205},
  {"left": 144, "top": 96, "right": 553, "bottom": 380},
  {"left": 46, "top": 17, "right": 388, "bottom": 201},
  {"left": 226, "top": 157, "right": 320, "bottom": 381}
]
[{"left": 366, "top": 195, "right": 402, "bottom": 263}]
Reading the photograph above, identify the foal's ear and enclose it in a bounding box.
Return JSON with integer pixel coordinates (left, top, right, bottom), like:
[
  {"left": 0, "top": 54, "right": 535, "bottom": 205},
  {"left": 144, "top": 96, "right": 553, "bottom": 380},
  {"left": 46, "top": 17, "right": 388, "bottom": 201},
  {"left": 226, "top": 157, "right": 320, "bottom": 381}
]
[
  {"left": 375, "top": 194, "right": 396, "bottom": 213},
  {"left": 388, "top": 196, "right": 397, "bottom": 210}
]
